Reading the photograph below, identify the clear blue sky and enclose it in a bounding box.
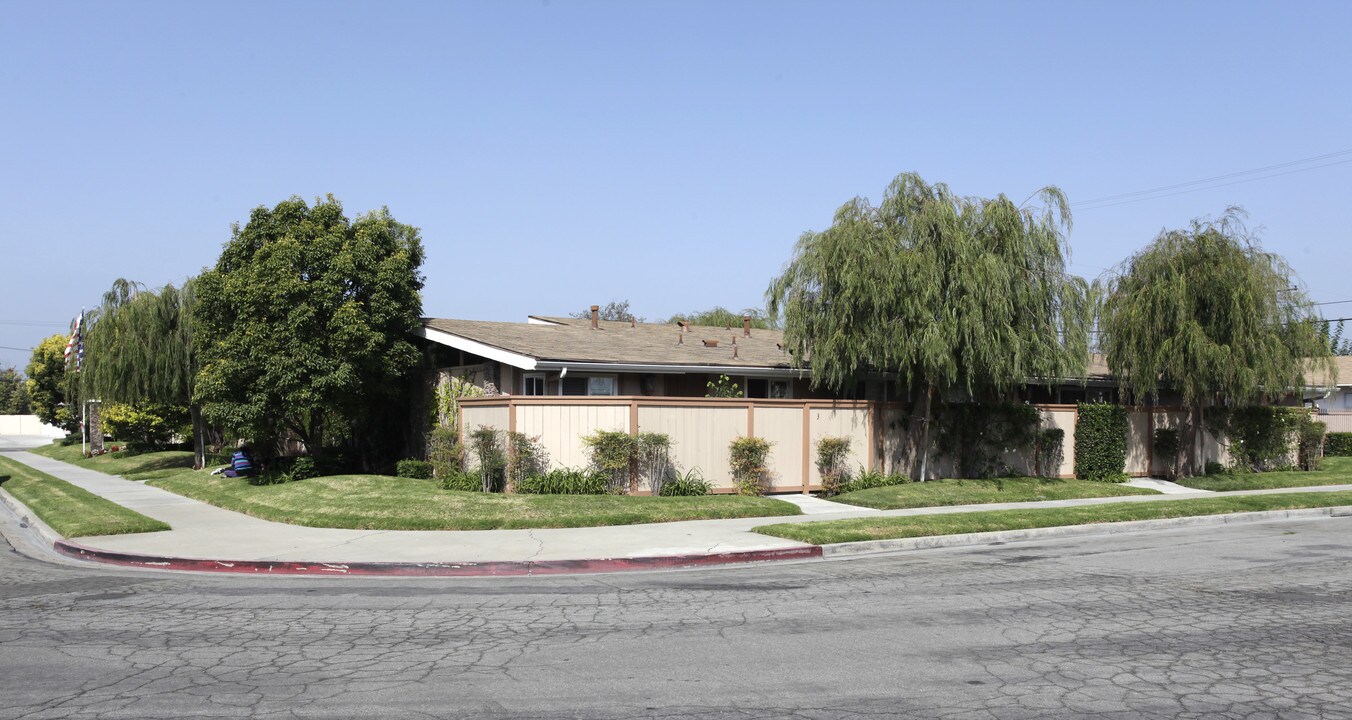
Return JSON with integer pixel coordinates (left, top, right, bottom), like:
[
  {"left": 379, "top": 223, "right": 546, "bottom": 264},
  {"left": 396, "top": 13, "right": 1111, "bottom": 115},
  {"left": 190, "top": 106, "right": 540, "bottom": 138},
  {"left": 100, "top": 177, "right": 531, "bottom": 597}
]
[{"left": 3, "top": 0, "right": 1350, "bottom": 372}]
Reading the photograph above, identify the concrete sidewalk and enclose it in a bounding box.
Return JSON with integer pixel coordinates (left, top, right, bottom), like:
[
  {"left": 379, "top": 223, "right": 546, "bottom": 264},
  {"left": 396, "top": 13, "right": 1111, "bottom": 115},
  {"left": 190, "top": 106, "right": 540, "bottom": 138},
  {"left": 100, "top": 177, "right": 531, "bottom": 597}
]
[{"left": 3, "top": 448, "right": 1351, "bottom": 574}]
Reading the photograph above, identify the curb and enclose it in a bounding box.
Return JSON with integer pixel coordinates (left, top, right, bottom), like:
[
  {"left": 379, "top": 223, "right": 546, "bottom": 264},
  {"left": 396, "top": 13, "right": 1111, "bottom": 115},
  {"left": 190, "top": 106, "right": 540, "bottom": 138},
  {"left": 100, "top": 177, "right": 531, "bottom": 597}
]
[
  {"left": 0, "top": 486, "right": 64, "bottom": 547},
  {"left": 820, "top": 505, "right": 1352, "bottom": 557},
  {"left": 52, "top": 540, "right": 823, "bottom": 577}
]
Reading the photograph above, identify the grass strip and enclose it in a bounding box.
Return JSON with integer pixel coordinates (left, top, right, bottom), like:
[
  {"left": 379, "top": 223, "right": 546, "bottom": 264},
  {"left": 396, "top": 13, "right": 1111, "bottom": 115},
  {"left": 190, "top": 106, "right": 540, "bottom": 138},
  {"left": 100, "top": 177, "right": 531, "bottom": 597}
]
[
  {"left": 833, "top": 477, "right": 1157, "bottom": 510},
  {"left": 28, "top": 442, "right": 197, "bottom": 481},
  {"left": 1174, "top": 456, "right": 1352, "bottom": 491},
  {"left": 148, "top": 471, "right": 803, "bottom": 530},
  {"left": 753, "top": 490, "right": 1352, "bottom": 545},
  {"left": 0, "top": 455, "right": 170, "bottom": 537}
]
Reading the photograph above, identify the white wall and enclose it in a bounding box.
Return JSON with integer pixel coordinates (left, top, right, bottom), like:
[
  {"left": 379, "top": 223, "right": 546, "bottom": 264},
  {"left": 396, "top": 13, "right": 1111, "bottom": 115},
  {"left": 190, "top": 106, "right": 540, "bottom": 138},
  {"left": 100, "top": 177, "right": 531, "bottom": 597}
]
[{"left": 0, "top": 415, "right": 65, "bottom": 437}]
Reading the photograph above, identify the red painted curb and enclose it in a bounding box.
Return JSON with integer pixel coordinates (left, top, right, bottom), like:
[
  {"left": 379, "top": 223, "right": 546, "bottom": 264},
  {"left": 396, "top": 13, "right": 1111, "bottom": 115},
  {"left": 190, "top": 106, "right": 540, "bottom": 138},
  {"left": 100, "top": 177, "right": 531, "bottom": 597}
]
[{"left": 53, "top": 540, "right": 822, "bottom": 577}]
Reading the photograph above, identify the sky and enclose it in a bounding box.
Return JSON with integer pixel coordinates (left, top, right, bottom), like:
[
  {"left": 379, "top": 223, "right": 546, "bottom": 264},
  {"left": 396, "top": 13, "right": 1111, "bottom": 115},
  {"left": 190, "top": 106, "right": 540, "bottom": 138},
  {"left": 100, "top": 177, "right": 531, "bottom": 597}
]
[{"left": 2, "top": 0, "right": 1351, "bottom": 373}]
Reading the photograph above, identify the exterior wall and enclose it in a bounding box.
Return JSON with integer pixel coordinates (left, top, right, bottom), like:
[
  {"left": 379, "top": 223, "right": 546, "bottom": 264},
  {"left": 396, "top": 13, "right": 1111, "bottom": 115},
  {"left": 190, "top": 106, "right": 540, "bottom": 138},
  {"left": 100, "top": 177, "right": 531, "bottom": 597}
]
[
  {"left": 517, "top": 403, "right": 628, "bottom": 470},
  {"left": 1321, "top": 413, "right": 1352, "bottom": 433},
  {"left": 0, "top": 415, "right": 65, "bottom": 437},
  {"left": 1314, "top": 387, "right": 1352, "bottom": 414}
]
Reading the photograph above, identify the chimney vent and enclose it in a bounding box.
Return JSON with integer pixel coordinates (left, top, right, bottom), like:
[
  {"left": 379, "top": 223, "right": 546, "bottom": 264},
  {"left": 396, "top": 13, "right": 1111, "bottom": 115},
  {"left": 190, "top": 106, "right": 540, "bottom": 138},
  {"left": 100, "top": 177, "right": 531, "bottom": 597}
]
[
  {"left": 590, "top": 305, "right": 599, "bottom": 330},
  {"left": 733, "top": 344, "right": 739, "bottom": 359},
  {"left": 743, "top": 316, "right": 752, "bottom": 337},
  {"left": 703, "top": 339, "right": 719, "bottom": 348},
  {"left": 679, "top": 321, "right": 690, "bottom": 333},
  {"left": 678, "top": 333, "right": 684, "bottom": 345}
]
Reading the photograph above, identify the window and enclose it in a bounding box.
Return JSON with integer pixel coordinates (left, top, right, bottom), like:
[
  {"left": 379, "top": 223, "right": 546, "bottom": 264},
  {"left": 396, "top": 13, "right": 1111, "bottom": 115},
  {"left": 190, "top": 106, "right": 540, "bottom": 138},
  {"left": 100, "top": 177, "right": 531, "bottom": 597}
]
[
  {"left": 560, "top": 375, "right": 617, "bottom": 396},
  {"left": 523, "top": 374, "right": 546, "bottom": 396},
  {"left": 746, "top": 378, "right": 791, "bottom": 399},
  {"left": 1343, "top": 392, "right": 1352, "bottom": 410}
]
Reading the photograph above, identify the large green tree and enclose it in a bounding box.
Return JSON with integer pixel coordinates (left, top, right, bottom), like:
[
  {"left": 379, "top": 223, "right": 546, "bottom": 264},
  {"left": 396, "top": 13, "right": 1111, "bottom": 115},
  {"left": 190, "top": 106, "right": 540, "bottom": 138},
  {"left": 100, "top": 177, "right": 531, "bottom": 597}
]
[
  {"left": 80, "top": 278, "right": 205, "bottom": 466},
  {"left": 0, "top": 367, "right": 31, "bottom": 415},
  {"left": 193, "top": 196, "right": 426, "bottom": 468},
  {"left": 1099, "top": 209, "right": 1332, "bottom": 476},
  {"left": 25, "top": 334, "right": 80, "bottom": 433},
  {"left": 766, "top": 172, "right": 1092, "bottom": 479}
]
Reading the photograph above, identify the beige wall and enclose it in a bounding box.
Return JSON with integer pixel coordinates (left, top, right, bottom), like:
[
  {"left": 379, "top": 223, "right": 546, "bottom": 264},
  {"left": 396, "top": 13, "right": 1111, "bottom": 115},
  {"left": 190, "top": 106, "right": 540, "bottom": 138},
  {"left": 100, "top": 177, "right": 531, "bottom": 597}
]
[
  {"left": 638, "top": 404, "right": 747, "bottom": 489},
  {"left": 806, "top": 407, "right": 870, "bottom": 487},
  {"left": 517, "top": 403, "right": 628, "bottom": 470},
  {"left": 0, "top": 415, "right": 65, "bottom": 437}
]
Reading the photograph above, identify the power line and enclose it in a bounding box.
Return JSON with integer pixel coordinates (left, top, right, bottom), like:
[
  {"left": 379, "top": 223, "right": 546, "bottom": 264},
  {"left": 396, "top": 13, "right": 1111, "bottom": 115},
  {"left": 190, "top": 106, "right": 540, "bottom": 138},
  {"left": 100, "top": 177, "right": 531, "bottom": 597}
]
[
  {"left": 0, "top": 345, "right": 33, "bottom": 352},
  {"left": 0, "top": 319, "right": 68, "bottom": 327},
  {"left": 1076, "top": 148, "right": 1352, "bottom": 205},
  {"left": 1075, "top": 156, "right": 1352, "bottom": 211}
]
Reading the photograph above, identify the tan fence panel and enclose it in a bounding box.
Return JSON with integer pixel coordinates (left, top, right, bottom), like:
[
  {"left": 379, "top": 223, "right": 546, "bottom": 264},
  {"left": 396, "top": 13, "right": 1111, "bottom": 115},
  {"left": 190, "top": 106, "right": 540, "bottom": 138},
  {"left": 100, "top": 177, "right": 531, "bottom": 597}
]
[
  {"left": 1320, "top": 413, "right": 1352, "bottom": 433},
  {"left": 1041, "top": 407, "right": 1077, "bottom": 478},
  {"left": 638, "top": 405, "right": 747, "bottom": 489},
  {"left": 753, "top": 405, "right": 806, "bottom": 491},
  {"left": 460, "top": 403, "right": 510, "bottom": 436},
  {"left": 1125, "top": 409, "right": 1151, "bottom": 476},
  {"left": 516, "top": 403, "right": 629, "bottom": 471},
  {"left": 806, "top": 407, "right": 870, "bottom": 488}
]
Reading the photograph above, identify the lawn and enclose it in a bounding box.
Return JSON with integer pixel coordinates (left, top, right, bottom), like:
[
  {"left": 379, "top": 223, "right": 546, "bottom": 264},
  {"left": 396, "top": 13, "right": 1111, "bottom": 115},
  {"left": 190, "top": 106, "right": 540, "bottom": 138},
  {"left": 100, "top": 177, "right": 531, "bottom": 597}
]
[
  {"left": 754, "top": 490, "right": 1352, "bottom": 545},
  {"left": 1174, "top": 456, "right": 1352, "bottom": 492},
  {"left": 148, "top": 471, "right": 803, "bottom": 530},
  {"left": 0, "top": 455, "right": 170, "bottom": 537},
  {"left": 832, "top": 477, "right": 1158, "bottom": 510},
  {"left": 28, "top": 442, "right": 198, "bottom": 481}
]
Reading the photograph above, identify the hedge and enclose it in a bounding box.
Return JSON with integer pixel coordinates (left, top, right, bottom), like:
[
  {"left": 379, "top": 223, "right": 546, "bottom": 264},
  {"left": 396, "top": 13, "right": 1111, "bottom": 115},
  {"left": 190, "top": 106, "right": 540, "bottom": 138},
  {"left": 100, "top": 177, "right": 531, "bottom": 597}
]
[
  {"left": 1325, "top": 432, "right": 1352, "bottom": 457},
  {"left": 1074, "top": 403, "right": 1128, "bottom": 481}
]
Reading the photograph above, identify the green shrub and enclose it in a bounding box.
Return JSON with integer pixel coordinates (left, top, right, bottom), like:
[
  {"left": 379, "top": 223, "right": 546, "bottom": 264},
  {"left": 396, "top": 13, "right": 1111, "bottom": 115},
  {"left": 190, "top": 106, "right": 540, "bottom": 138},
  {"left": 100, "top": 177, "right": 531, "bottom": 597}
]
[
  {"left": 288, "top": 456, "right": 319, "bottom": 482},
  {"left": 659, "top": 468, "right": 712, "bottom": 496},
  {"left": 729, "top": 436, "right": 773, "bottom": 496},
  {"left": 1296, "top": 417, "right": 1326, "bottom": 472},
  {"left": 582, "top": 430, "right": 638, "bottom": 493},
  {"left": 816, "top": 436, "right": 852, "bottom": 497},
  {"left": 1215, "top": 406, "right": 1304, "bottom": 472},
  {"left": 838, "top": 467, "right": 909, "bottom": 494},
  {"left": 1324, "top": 432, "right": 1352, "bottom": 457},
  {"left": 439, "top": 469, "right": 482, "bottom": 492},
  {"left": 1033, "top": 427, "right": 1065, "bottom": 478},
  {"left": 311, "top": 447, "right": 355, "bottom": 476},
  {"left": 1153, "top": 428, "right": 1181, "bottom": 480},
  {"left": 59, "top": 432, "right": 81, "bottom": 446},
  {"left": 396, "top": 459, "right": 434, "bottom": 480},
  {"left": 637, "top": 432, "right": 674, "bottom": 496},
  {"left": 505, "top": 432, "right": 548, "bottom": 490},
  {"left": 468, "top": 426, "right": 506, "bottom": 492},
  {"left": 706, "top": 374, "right": 743, "bottom": 398},
  {"left": 1075, "top": 403, "right": 1128, "bottom": 481},
  {"left": 426, "top": 426, "right": 462, "bottom": 479},
  {"left": 514, "top": 468, "right": 610, "bottom": 495},
  {"left": 100, "top": 402, "right": 189, "bottom": 451},
  {"left": 934, "top": 401, "right": 1041, "bottom": 478},
  {"left": 1204, "top": 460, "right": 1228, "bottom": 476}
]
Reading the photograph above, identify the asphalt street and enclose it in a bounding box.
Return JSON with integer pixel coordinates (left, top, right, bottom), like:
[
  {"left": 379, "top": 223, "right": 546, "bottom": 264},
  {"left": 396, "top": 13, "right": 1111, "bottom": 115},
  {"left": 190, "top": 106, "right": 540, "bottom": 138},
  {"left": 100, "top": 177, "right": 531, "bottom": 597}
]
[{"left": 1, "top": 505, "right": 1350, "bottom": 719}]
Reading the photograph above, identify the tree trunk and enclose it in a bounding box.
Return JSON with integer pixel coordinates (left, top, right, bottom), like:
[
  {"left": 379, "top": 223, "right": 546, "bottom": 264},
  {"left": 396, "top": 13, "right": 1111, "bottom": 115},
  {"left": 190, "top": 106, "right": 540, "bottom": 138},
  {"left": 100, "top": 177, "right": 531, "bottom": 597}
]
[
  {"left": 918, "top": 383, "right": 935, "bottom": 481},
  {"left": 1180, "top": 401, "right": 1202, "bottom": 477},
  {"left": 189, "top": 404, "right": 206, "bottom": 470}
]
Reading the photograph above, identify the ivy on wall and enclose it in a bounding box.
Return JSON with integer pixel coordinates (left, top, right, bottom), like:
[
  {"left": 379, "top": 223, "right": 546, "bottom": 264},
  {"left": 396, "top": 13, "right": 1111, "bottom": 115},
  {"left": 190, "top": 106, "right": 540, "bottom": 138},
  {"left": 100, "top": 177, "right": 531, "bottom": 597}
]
[{"left": 1074, "top": 403, "right": 1128, "bottom": 482}]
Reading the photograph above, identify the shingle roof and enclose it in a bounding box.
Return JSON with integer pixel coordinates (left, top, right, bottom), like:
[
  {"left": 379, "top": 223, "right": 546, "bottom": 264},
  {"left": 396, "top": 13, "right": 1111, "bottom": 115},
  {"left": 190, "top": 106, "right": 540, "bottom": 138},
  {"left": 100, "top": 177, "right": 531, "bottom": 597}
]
[
  {"left": 1304, "top": 355, "right": 1352, "bottom": 388},
  {"left": 422, "top": 316, "right": 795, "bottom": 369}
]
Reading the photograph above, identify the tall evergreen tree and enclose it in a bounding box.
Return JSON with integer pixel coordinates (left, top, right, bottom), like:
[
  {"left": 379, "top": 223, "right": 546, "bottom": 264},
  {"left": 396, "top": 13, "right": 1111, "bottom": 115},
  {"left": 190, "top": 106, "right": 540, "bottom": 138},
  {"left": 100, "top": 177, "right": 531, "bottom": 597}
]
[
  {"left": 1099, "top": 209, "right": 1332, "bottom": 476},
  {"left": 194, "top": 196, "right": 425, "bottom": 468},
  {"left": 767, "top": 172, "right": 1091, "bottom": 478}
]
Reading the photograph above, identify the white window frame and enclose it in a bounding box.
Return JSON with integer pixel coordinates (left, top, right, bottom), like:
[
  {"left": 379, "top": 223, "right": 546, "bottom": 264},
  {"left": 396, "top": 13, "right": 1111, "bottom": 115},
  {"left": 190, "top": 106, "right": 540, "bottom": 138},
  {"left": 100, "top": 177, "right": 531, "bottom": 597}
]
[{"left": 522, "top": 373, "right": 547, "bottom": 396}]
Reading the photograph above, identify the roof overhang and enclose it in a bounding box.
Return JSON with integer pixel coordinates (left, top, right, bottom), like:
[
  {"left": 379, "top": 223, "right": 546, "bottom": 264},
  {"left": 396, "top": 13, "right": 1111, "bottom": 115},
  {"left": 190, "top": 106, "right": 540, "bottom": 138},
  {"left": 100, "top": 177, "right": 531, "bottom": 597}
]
[
  {"left": 533, "top": 360, "right": 807, "bottom": 378},
  {"left": 415, "top": 326, "right": 538, "bottom": 371}
]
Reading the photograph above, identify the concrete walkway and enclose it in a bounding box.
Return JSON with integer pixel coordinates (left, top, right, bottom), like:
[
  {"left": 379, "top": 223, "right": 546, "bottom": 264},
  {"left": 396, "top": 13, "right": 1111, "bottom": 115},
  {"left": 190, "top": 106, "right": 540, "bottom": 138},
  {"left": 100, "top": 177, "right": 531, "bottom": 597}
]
[
  {"left": 3, "top": 448, "right": 1351, "bottom": 568},
  {"left": 1124, "top": 477, "right": 1212, "bottom": 494}
]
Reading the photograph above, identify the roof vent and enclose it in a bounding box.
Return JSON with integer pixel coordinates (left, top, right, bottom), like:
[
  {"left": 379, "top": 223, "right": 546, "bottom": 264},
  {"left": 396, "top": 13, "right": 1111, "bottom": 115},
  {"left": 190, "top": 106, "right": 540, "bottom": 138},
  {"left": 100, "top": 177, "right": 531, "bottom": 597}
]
[
  {"left": 743, "top": 316, "right": 752, "bottom": 337},
  {"left": 703, "top": 339, "right": 719, "bottom": 347},
  {"left": 590, "top": 305, "right": 599, "bottom": 330}
]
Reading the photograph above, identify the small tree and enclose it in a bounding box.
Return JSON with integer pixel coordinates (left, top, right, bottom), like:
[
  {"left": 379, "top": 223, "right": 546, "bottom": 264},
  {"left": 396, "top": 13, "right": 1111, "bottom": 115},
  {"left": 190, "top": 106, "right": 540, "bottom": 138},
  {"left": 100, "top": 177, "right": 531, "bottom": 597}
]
[
  {"left": 505, "top": 432, "right": 548, "bottom": 491},
  {"left": 468, "top": 426, "right": 505, "bottom": 492},
  {"left": 582, "top": 430, "right": 638, "bottom": 493},
  {"left": 706, "top": 374, "right": 743, "bottom": 398},
  {"left": 815, "top": 436, "right": 852, "bottom": 496},
  {"left": 729, "top": 436, "right": 774, "bottom": 496},
  {"left": 636, "top": 432, "right": 673, "bottom": 496}
]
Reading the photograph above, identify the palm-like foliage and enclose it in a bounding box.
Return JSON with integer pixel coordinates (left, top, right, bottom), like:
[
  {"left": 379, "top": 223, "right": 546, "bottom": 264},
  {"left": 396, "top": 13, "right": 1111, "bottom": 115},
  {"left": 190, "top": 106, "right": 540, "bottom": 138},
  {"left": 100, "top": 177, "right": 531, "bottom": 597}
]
[
  {"left": 1099, "top": 209, "right": 1332, "bottom": 475},
  {"left": 767, "top": 172, "right": 1091, "bottom": 478}
]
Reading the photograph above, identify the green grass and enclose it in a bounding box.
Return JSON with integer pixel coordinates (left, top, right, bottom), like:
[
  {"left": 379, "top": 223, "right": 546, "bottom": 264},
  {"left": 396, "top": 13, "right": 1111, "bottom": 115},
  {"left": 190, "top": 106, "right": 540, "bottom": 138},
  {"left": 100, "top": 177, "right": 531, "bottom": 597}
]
[
  {"left": 832, "top": 477, "right": 1158, "bottom": 510},
  {"left": 0, "top": 455, "right": 170, "bottom": 537},
  {"left": 1174, "top": 456, "right": 1352, "bottom": 491},
  {"left": 28, "top": 442, "right": 197, "bottom": 481},
  {"left": 754, "top": 491, "right": 1352, "bottom": 545},
  {"left": 147, "top": 471, "right": 803, "bottom": 530}
]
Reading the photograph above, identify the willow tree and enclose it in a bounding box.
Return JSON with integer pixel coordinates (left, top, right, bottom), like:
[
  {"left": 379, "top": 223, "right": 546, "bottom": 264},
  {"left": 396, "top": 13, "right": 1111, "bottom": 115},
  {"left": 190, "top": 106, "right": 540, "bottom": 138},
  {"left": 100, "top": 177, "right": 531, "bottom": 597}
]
[
  {"left": 767, "top": 172, "right": 1092, "bottom": 479},
  {"left": 1099, "top": 209, "right": 1331, "bottom": 476},
  {"left": 80, "top": 278, "right": 205, "bottom": 467}
]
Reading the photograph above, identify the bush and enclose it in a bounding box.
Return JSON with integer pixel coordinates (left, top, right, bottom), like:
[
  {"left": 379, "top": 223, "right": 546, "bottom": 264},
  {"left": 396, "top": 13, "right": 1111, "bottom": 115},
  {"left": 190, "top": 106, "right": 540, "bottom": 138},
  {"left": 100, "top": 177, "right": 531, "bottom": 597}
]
[
  {"left": 311, "top": 447, "right": 355, "bottom": 476},
  {"left": 659, "top": 468, "right": 712, "bottom": 496},
  {"left": 816, "top": 436, "right": 852, "bottom": 497},
  {"left": 100, "top": 403, "right": 189, "bottom": 451},
  {"left": 1033, "top": 427, "right": 1065, "bottom": 478},
  {"left": 468, "top": 426, "right": 506, "bottom": 492},
  {"left": 1324, "top": 432, "right": 1352, "bottom": 457},
  {"left": 1075, "top": 403, "right": 1128, "bottom": 481},
  {"left": 729, "top": 436, "right": 773, "bottom": 496},
  {"left": 934, "top": 401, "right": 1041, "bottom": 478},
  {"left": 1297, "top": 417, "right": 1326, "bottom": 472},
  {"left": 1204, "top": 461, "right": 1228, "bottom": 476},
  {"left": 838, "top": 467, "right": 910, "bottom": 494},
  {"left": 439, "top": 469, "right": 482, "bottom": 492},
  {"left": 396, "top": 459, "right": 434, "bottom": 480},
  {"left": 59, "top": 432, "right": 81, "bottom": 446},
  {"left": 637, "top": 432, "right": 674, "bottom": 496},
  {"left": 582, "top": 430, "right": 638, "bottom": 494},
  {"left": 426, "top": 426, "right": 462, "bottom": 479},
  {"left": 1153, "top": 428, "right": 1181, "bottom": 480},
  {"left": 505, "top": 432, "right": 548, "bottom": 490},
  {"left": 288, "top": 456, "right": 319, "bottom": 482},
  {"left": 514, "top": 468, "right": 610, "bottom": 495},
  {"left": 1217, "top": 407, "right": 1304, "bottom": 472}
]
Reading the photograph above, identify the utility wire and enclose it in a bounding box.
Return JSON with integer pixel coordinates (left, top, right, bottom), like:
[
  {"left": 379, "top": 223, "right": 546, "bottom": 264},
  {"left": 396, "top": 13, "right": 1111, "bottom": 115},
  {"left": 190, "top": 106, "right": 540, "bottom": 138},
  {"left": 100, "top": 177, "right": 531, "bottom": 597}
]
[
  {"left": 1076, "top": 148, "right": 1352, "bottom": 205},
  {"left": 1075, "top": 157, "right": 1352, "bottom": 211}
]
